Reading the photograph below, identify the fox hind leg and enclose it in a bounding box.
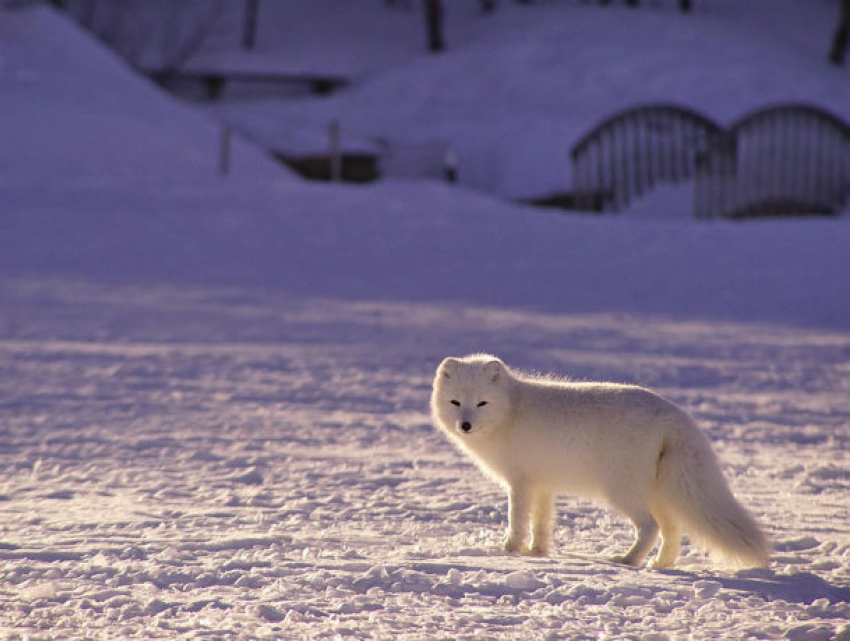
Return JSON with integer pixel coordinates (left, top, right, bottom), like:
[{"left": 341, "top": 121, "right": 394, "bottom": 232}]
[
  {"left": 608, "top": 493, "right": 660, "bottom": 567},
  {"left": 649, "top": 504, "right": 681, "bottom": 568},
  {"left": 610, "top": 512, "right": 659, "bottom": 566}
]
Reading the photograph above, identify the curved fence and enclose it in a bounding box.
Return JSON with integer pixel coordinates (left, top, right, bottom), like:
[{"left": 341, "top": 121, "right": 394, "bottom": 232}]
[
  {"left": 570, "top": 104, "right": 723, "bottom": 211},
  {"left": 571, "top": 102, "right": 850, "bottom": 218},
  {"left": 694, "top": 104, "right": 850, "bottom": 218}
]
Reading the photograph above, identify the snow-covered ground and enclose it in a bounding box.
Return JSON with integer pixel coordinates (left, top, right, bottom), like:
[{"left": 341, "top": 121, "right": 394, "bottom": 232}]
[
  {"left": 1, "top": 3, "right": 849, "bottom": 639},
  {"left": 196, "top": 0, "right": 850, "bottom": 198},
  {"left": 2, "top": 282, "right": 849, "bottom": 639}
]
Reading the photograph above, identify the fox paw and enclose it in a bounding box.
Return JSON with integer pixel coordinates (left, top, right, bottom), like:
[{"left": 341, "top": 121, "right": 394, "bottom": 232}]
[
  {"left": 526, "top": 545, "right": 550, "bottom": 557},
  {"left": 648, "top": 557, "right": 675, "bottom": 569},
  {"left": 609, "top": 554, "right": 642, "bottom": 567},
  {"left": 502, "top": 538, "right": 524, "bottom": 554}
]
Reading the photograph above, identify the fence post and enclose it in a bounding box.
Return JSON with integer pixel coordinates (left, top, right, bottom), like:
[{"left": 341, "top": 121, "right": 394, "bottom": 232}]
[
  {"left": 219, "top": 126, "right": 232, "bottom": 176},
  {"left": 444, "top": 147, "right": 458, "bottom": 183},
  {"left": 424, "top": 0, "right": 445, "bottom": 52},
  {"left": 329, "top": 119, "right": 342, "bottom": 182},
  {"left": 243, "top": 0, "right": 260, "bottom": 50}
]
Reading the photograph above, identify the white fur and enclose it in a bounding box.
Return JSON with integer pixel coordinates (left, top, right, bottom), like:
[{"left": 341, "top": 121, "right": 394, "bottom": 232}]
[{"left": 430, "top": 354, "right": 769, "bottom": 569}]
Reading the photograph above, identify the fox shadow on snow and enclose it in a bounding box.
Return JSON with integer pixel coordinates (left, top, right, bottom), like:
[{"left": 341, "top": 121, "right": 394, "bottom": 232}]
[{"left": 661, "top": 567, "right": 850, "bottom": 606}]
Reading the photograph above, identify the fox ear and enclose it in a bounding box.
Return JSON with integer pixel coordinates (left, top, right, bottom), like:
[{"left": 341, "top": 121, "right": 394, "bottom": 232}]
[
  {"left": 484, "top": 360, "right": 502, "bottom": 383},
  {"left": 439, "top": 357, "right": 459, "bottom": 380}
]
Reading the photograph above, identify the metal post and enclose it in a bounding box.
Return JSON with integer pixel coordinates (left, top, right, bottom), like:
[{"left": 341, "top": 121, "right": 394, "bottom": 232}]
[
  {"left": 424, "top": 0, "right": 445, "bottom": 52},
  {"left": 329, "top": 119, "right": 342, "bottom": 182},
  {"left": 243, "top": 0, "right": 260, "bottom": 50},
  {"left": 219, "top": 126, "right": 232, "bottom": 176},
  {"left": 444, "top": 147, "right": 458, "bottom": 183}
]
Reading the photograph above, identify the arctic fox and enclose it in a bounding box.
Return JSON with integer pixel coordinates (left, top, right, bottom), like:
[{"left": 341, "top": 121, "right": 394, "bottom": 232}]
[{"left": 430, "top": 354, "right": 769, "bottom": 569}]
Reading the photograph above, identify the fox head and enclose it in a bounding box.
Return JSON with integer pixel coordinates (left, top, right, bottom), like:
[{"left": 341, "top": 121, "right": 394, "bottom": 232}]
[{"left": 431, "top": 354, "right": 511, "bottom": 439}]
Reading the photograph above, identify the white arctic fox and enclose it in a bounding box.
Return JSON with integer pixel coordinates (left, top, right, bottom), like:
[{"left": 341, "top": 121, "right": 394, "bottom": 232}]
[{"left": 430, "top": 354, "right": 769, "bottom": 569}]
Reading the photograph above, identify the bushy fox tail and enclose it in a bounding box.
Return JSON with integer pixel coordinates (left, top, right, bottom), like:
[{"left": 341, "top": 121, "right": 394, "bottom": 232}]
[{"left": 658, "top": 424, "right": 770, "bottom": 568}]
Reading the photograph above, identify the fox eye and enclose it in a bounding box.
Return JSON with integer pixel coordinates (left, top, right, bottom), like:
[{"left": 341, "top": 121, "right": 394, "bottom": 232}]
[
  {"left": 450, "top": 400, "right": 461, "bottom": 407},
  {"left": 477, "top": 401, "right": 488, "bottom": 407}
]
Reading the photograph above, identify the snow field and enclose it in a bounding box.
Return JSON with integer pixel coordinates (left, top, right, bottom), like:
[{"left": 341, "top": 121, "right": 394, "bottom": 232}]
[
  {"left": 1, "top": 281, "right": 848, "bottom": 639},
  {"left": 1, "top": 2, "right": 849, "bottom": 638},
  {"left": 200, "top": 0, "right": 850, "bottom": 199}
]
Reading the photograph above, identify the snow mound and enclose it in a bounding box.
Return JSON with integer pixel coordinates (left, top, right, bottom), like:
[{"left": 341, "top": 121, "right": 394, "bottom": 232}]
[{"left": 0, "top": 6, "right": 286, "bottom": 187}]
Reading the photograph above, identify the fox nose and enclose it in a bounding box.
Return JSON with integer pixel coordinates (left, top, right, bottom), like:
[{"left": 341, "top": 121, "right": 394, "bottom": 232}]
[{"left": 461, "top": 421, "right": 472, "bottom": 432}]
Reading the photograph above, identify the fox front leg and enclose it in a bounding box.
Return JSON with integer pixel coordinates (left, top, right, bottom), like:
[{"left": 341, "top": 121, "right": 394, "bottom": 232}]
[
  {"left": 503, "top": 484, "right": 532, "bottom": 553},
  {"left": 528, "top": 490, "right": 554, "bottom": 556}
]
